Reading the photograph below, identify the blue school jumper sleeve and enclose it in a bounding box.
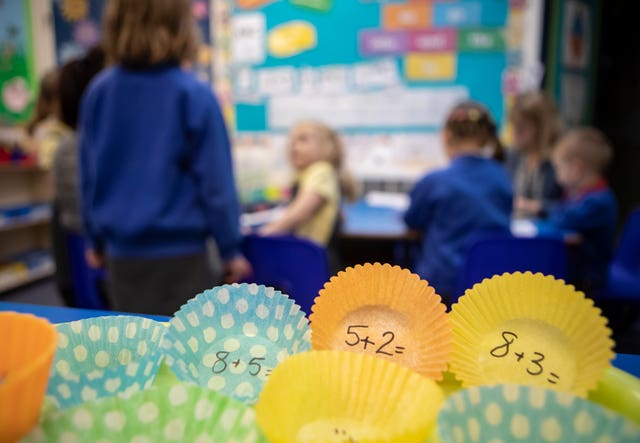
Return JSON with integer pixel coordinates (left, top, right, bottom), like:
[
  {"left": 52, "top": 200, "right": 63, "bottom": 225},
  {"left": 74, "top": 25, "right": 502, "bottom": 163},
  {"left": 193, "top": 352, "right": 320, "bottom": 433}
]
[
  {"left": 548, "top": 188, "right": 617, "bottom": 289},
  {"left": 79, "top": 92, "right": 103, "bottom": 254},
  {"left": 187, "top": 90, "right": 242, "bottom": 261}
]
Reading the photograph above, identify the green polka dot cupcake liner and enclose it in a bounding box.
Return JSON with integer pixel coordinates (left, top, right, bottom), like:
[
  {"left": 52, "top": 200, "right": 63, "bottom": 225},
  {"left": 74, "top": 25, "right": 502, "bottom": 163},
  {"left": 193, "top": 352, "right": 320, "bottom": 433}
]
[
  {"left": 47, "top": 316, "right": 167, "bottom": 409},
  {"left": 24, "top": 382, "right": 268, "bottom": 443},
  {"left": 162, "top": 283, "right": 311, "bottom": 404},
  {"left": 437, "top": 384, "right": 640, "bottom": 443}
]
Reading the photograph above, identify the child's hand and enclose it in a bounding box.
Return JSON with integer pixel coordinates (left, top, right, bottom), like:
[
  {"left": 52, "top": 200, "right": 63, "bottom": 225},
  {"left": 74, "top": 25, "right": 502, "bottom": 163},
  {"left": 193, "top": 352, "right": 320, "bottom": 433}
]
[
  {"left": 515, "top": 197, "right": 542, "bottom": 216},
  {"left": 223, "top": 255, "right": 253, "bottom": 283},
  {"left": 85, "top": 249, "right": 105, "bottom": 268}
]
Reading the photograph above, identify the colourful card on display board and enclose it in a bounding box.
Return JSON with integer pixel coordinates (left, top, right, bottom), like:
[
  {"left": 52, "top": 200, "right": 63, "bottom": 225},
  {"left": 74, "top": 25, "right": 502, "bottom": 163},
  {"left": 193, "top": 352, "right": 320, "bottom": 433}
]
[
  {"left": 383, "top": 3, "right": 431, "bottom": 30},
  {"left": 433, "top": 1, "right": 482, "bottom": 27},
  {"left": 359, "top": 30, "right": 408, "bottom": 57},
  {"left": 408, "top": 29, "right": 457, "bottom": 53},
  {"left": 405, "top": 53, "right": 457, "bottom": 81},
  {"left": 290, "top": 0, "right": 334, "bottom": 12},
  {"left": 459, "top": 29, "right": 506, "bottom": 52},
  {"left": 237, "top": 0, "right": 275, "bottom": 9}
]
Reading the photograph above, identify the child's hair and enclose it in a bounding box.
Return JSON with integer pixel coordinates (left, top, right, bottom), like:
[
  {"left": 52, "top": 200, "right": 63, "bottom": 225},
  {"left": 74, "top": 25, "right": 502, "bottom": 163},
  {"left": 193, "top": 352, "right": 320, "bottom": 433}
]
[
  {"left": 59, "top": 46, "right": 105, "bottom": 129},
  {"left": 444, "top": 101, "right": 505, "bottom": 161},
  {"left": 510, "top": 91, "right": 562, "bottom": 157},
  {"left": 103, "top": 0, "right": 199, "bottom": 68},
  {"left": 294, "top": 120, "right": 360, "bottom": 202},
  {"left": 556, "top": 127, "right": 613, "bottom": 174},
  {"left": 27, "top": 70, "right": 59, "bottom": 134}
]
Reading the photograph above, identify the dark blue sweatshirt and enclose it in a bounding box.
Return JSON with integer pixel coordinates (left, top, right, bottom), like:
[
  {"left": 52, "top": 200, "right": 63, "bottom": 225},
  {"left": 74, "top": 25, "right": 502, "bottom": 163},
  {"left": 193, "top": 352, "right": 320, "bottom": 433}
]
[
  {"left": 79, "top": 65, "right": 242, "bottom": 260},
  {"left": 404, "top": 155, "right": 513, "bottom": 298},
  {"left": 548, "top": 182, "right": 617, "bottom": 291}
]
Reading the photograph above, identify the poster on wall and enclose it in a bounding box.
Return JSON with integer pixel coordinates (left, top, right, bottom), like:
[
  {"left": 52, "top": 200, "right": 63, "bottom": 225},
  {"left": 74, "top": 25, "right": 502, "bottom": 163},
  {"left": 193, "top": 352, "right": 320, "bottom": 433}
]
[
  {"left": 548, "top": 0, "right": 597, "bottom": 127},
  {"left": 0, "top": 0, "right": 36, "bottom": 124},
  {"left": 51, "top": 0, "right": 215, "bottom": 83},
  {"left": 229, "top": 0, "right": 513, "bottom": 193}
]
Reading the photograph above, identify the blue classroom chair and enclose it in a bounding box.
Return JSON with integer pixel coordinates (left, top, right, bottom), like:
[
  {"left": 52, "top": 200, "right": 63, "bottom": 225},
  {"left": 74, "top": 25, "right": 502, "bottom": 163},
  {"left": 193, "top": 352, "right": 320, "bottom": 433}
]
[
  {"left": 242, "top": 234, "right": 331, "bottom": 316},
  {"left": 457, "top": 234, "right": 569, "bottom": 301},
  {"left": 606, "top": 208, "right": 640, "bottom": 300}
]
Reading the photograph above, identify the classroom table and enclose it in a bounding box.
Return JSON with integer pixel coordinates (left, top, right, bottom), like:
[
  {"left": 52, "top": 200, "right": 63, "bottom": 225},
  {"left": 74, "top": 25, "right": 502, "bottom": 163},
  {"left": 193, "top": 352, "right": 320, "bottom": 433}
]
[
  {"left": 341, "top": 194, "right": 571, "bottom": 240},
  {"left": 1, "top": 301, "right": 638, "bottom": 378},
  {"left": 0, "top": 301, "right": 168, "bottom": 323}
]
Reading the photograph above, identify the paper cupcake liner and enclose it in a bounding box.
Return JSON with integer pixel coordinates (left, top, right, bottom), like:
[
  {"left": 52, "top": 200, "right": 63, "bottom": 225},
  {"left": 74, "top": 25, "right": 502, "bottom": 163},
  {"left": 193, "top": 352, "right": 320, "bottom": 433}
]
[
  {"left": 438, "top": 384, "right": 640, "bottom": 443},
  {"left": 0, "top": 312, "right": 57, "bottom": 443},
  {"left": 163, "top": 283, "right": 311, "bottom": 403},
  {"left": 24, "top": 382, "right": 268, "bottom": 443},
  {"left": 449, "top": 272, "right": 614, "bottom": 396},
  {"left": 256, "top": 350, "right": 444, "bottom": 443},
  {"left": 310, "top": 263, "right": 452, "bottom": 380},
  {"left": 47, "top": 316, "right": 167, "bottom": 409}
]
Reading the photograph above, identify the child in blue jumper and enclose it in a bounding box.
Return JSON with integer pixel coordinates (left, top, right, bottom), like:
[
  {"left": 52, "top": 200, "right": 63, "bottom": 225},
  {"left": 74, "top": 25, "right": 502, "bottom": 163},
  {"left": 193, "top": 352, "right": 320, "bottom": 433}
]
[
  {"left": 80, "top": 0, "right": 250, "bottom": 315},
  {"left": 550, "top": 128, "right": 617, "bottom": 293},
  {"left": 404, "top": 102, "right": 513, "bottom": 303}
]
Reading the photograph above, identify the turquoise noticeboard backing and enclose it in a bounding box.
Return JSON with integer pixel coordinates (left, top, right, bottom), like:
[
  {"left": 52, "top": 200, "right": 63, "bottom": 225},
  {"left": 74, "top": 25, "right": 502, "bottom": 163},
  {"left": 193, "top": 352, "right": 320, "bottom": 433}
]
[{"left": 232, "top": 0, "right": 510, "bottom": 133}]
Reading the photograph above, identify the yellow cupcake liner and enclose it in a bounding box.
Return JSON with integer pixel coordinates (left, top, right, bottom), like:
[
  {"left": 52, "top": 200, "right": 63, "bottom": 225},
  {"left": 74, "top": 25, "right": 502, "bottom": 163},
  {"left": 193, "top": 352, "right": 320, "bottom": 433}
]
[
  {"left": 310, "top": 263, "right": 452, "bottom": 380},
  {"left": 0, "top": 312, "right": 57, "bottom": 443},
  {"left": 449, "top": 272, "right": 614, "bottom": 397},
  {"left": 256, "top": 350, "right": 445, "bottom": 443}
]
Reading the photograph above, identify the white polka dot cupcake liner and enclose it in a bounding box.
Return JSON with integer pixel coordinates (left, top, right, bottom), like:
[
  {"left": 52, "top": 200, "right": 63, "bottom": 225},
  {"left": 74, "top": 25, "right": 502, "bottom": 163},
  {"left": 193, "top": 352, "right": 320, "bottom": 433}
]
[
  {"left": 47, "top": 316, "right": 167, "bottom": 409},
  {"left": 162, "top": 283, "right": 311, "bottom": 404},
  {"left": 24, "top": 382, "right": 268, "bottom": 443},
  {"left": 437, "top": 384, "right": 640, "bottom": 443}
]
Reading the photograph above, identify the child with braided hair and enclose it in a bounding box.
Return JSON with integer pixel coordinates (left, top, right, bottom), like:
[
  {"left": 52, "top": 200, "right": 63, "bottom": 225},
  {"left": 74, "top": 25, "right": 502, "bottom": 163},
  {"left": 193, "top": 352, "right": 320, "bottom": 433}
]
[{"left": 404, "top": 101, "right": 513, "bottom": 303}]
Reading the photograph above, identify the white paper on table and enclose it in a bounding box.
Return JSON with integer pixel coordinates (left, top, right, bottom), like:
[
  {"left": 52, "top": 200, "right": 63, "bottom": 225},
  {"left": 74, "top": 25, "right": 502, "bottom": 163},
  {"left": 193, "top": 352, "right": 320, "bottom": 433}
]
[
  {"left": 240, "top": 206, "right": 286, "bottom": 229},
  {"left": 510, "top": 219, "right": 539, "bottom": 238},
  {"left": 365, "top": 191, "right": 410, "bottom": 211},
  {"left": 231, "top": 13, "right": 266, "bottom": 64}
]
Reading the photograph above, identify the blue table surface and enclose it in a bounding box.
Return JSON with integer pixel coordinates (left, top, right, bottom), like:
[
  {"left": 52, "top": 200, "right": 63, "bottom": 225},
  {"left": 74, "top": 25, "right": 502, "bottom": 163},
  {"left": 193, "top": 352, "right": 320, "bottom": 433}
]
[
  {"left": 342, "top": 199, "right": 570, "bottom": 239},
  {"left": 1, "top": 301, "right": 638, "bottom": 378}
]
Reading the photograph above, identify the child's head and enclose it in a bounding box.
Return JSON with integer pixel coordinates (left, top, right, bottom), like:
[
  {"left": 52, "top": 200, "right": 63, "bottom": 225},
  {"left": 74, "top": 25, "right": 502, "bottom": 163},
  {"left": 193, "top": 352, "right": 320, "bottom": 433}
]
[
  {"left": 27, "top": 70, "right": 60, "bottom": 134},
  {"left": 59, "top": 46, "right": 105, "bottom": 130},
  {"left": 288, "top": 120, "right": 359, "bottom": 200},
  {"left": 443, "top": 101, "right": 504, "bottom": 160},
  {"left": 552, "top": 128, "right": 612, "bottom": 190},
  {"left": 510, "top": 91, "right": 562, "bottom": 157},
  {"left": 103, "top": 0, "right": 199, "bottom": 68},
  {"left": 288, "top": 121, "right": 344, "bottom": 171}
]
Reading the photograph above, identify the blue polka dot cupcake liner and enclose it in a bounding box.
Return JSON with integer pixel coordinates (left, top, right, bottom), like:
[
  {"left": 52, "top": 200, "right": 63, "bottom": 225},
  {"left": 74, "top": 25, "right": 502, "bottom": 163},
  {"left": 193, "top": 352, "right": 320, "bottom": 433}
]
[
  {"left": 47, "top": 316, "right": 167, "bottom": 409},
  {"left": 162, "top": 283, "right": 311, "bottom": 404},
  {"left": 24, "top": 382, "right": 268, "bottom": 443},
  {"left": 437, "top": 384, "right": 640, "bottom": 443}
]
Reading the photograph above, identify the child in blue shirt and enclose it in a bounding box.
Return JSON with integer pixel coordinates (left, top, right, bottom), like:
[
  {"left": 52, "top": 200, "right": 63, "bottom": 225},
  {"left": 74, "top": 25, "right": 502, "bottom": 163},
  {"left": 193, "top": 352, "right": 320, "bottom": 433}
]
[
  {"left": 404, "top": 102, "right": 513, "bottom": 303},
  {"left": 549, "top": 128, "right": 617, "bottom": 293},
  {"left": 80, "top": 0, "right": 250, "bottom": 315}
]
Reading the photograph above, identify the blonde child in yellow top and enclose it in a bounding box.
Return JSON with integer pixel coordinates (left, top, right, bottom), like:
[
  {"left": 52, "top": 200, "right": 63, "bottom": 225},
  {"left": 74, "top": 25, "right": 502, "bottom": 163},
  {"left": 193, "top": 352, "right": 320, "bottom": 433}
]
[{"left": 260, "top": 121, "right": 358, "bottom": 245}]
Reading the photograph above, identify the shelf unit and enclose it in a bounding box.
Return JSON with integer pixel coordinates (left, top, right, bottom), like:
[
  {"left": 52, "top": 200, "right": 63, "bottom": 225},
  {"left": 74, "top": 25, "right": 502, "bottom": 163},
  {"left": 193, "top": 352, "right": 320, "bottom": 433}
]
[{"left": 0, "top": 164, "right": 54, "bottom": 293}]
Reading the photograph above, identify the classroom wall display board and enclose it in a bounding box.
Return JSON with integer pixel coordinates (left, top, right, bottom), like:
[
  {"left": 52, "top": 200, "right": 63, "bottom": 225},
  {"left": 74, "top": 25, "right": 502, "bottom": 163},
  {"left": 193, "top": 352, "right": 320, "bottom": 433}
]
[
  {"left": 0, "top": 0, "right": 37, "bottom": 124},
  {"left": 51, "top": 0, "right": 215, "bottom": 83},
  {"left": 229, "top": 0, "right": 530, "bottom": 196},
  {"left": 546, "top": 0, "right": 600, "bottom": 127}
]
